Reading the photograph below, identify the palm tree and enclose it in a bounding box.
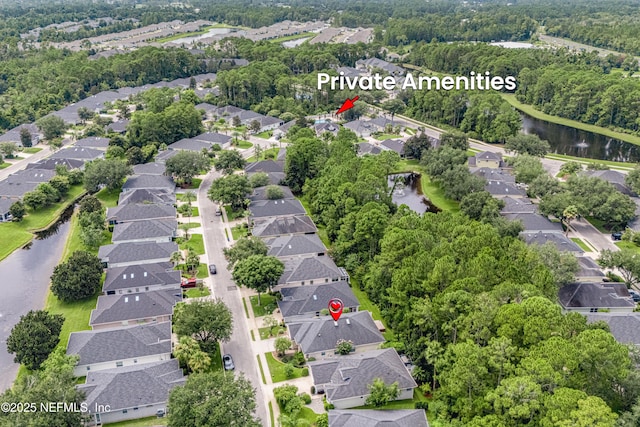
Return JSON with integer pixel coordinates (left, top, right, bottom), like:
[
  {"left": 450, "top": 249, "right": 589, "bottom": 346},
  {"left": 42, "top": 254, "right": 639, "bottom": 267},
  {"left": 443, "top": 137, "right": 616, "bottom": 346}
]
[
  {"left": 563, "top": 205, "right": 579, "bottom": 236},
  {"left": 179, "top": 223, "right": 192, "bottom": 240},
  {"left": 188, "top": 350, "right": 211, "bottom": 373},
  {"left": 254, "top": 144, "right": 263, "bottom": 161},
  {"left": 183, "top": 191, "right": 196, "bottom": 207},
  {"left": 173, "top": 336, "right": 199, "bottom": 367},
  {"left": 231, "top": 131, "right": 240, "bottom": 146},
  {"left": 170, "top": 250, "right": 184, "bottom": 268}
]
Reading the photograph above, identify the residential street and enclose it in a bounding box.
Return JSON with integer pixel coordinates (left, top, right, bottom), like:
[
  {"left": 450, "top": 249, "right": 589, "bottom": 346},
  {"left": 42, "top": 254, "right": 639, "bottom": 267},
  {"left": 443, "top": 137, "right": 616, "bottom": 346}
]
[{"left": 197, "top": 169, "right": 269, "bottom": 426}]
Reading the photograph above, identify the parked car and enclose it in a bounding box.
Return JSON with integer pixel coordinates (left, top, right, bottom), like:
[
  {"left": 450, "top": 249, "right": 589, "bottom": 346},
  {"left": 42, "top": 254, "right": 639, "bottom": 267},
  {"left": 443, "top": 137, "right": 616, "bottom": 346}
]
[
  {"left": 630, "top": 290, "right": 640, "bottom": 303},
  {"left": 180, "top": 277, "right": 197, "bottom": 288},
  {"left": 612, "top": 231, "right": 623, "bottom": 241},
  {"left": 209, "top": 264, "right": 217, "bottom": 274},
  {"left": 215, "top": 207, "right": 222, "bottom": 216},
  {"left": 223, "top": 354, "right": 235, "bottom": 371}
]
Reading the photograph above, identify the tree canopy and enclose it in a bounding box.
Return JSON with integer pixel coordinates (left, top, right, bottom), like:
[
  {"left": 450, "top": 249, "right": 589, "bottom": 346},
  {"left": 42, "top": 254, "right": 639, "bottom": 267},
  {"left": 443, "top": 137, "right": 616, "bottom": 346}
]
[
  {"left": 50, "top": 250, "right": 103, "bottom": 302},
  {"left": 6, "top": 310, "right": 64, "bottom": 371}
]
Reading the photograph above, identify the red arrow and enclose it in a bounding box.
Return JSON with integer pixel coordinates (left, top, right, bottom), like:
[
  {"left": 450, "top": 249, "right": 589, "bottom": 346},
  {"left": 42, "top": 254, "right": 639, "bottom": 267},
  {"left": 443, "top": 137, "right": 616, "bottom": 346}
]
[{"left": 335, "top": 96, "right": 359, "bottom": 115}]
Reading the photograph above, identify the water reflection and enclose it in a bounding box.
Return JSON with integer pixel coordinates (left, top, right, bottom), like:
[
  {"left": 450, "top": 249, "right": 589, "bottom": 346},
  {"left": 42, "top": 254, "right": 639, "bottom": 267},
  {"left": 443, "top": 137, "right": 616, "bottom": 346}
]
[
  {"left": 388, "top": 173, "right": 441, "bottom": 214},
  {"left": 521, "top": 113, "right": 640, "bottom": 163}
]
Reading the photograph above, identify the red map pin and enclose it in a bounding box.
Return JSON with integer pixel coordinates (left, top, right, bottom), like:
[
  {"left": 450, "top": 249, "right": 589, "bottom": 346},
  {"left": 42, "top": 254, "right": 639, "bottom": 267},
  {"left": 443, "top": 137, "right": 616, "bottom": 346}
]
[{"left": 328, "top": 298, "right": 344, "bottom": 321}]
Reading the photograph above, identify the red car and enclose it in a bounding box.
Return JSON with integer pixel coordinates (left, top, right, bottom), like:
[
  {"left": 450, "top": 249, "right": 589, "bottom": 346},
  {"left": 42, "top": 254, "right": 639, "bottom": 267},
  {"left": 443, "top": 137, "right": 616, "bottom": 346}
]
[{"left": 181, "top": 277, "right": 197, "bottom": 288}]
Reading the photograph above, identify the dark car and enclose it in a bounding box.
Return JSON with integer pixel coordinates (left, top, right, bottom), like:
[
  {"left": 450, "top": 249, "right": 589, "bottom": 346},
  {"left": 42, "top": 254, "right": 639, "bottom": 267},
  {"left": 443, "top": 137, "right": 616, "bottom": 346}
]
[
  {"left": 630, "top": 290, "right": 640, "bottom": 303},
  {"left": 612, "top": 232, "right": 623, "bottom": 241},
  {"left": 209, "top": 264, "right": 217, "bottom": 274},
  {"left": 223, "top": 354, "right": 235, "bottom": 371}
]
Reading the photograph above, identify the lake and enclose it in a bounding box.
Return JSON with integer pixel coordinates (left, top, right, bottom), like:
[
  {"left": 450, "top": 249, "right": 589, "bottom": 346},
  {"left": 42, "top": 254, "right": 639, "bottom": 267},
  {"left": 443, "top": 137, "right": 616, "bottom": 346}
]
[
  {"left": 520, "top": 112, "right": 640, "bottom": 162},
  {"left": 0, "top": 210, "right": 72, "bottom": 391},
  {"left": 388, "top": 173, "right": 441, "bottom": 214}
]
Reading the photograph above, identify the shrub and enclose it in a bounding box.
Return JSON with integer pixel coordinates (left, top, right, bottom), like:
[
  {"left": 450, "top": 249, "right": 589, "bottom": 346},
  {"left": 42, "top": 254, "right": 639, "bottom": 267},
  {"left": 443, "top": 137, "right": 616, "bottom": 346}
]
[
  {"left": 301, "top": 367, "right": 309, "bottom": 377},
  {"left": 300, "top": 393, "right": 311, "bottom": 404},
  {"left": 293, "top": 351, "right": 306, "bottom": 367},
  {"left": 284, "top": 363, "right": 295, "bottom": 379},
  {"left": 415, "top": 401, "right": 429, "bottom": 410},
  {"left": 310, "top": 385, "right": 316, "bottom": 395}
]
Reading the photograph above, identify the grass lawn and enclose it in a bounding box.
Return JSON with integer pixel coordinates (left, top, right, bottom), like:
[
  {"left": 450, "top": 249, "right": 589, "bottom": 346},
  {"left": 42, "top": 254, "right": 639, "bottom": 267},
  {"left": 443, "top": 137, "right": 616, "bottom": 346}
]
[
  {"left": 0, "top": 184, "right": 86, "bottom": 262},
  {"left": 195, "top": 263, "right": 209, "bottom": 279},
  {"left": 180, "top": 233, "right": 205, "bottom": 255},
  {"left": 189, "top": 178, "right": 203, "bottom": 189},
  {"left": 351, "top": 278, "right": 395, "bottom": 341},
  {"left": 255, "top": 130, "right": 273, "bottom": 139},
  {"left": 154, "top": 24, "right": 219, "bottom": 42},
  {"left": 206, "top": 341, "right": 223, "bottom": 372},
  {"left": 231, "top": 224, "right": 248, "bottom": 240},
  {"left": 176, "top": 193, "right": 198, "bottom": 202},
  {"left": 298, "top": 407, "right": 321, "bottom": 424},
  {"left": 616, "top": 241, "right": 640, "bottom": 254},
  {"left": 544, "top": 153, "right": 634, "bottom": 171},
  {"left": 0, "top": 162, "right": 10, "bottom": 169},
  {"left": 404, "top": 127, "right": 416, "bottom": 135},
  {"left": 264, "top": 352, "right": 306, "bottom": 383},
  {"left": 236, "top": 140, "right": 253, "bottom": 149},
  {"left": 571, "top": 237, "right": 592, "bottom": 252},
  {"left": 22, "top": 147, "right": 43, "bottom": 153},
  {"left": 257, "top": 355, "right": 267, "bottom": 384},
  {"left": 103, "top": 416, "right": 169, "bottom": 427},
  {"left": 373, "top": 133, "right": 401, "bottom": 141},
  {"left": 502, "top": 93, "right": 640, "bottom": 146},
  {"left": 269, "top": 402, "right": 275, "bottom": 427},
  {"left": 247, "top": 147, "right": 280, "bottom": 163},
  {"left": 179, "top": 222, "right": 201, "bottom": 229},
  {"left": 420, "top": 175, "right": 460, "bottom": 212},
  {"left": 259, "top": 325, "right": 285, "bottom": 340},
  {"left": 95, "top": 187, "right": 121, "bottom": 208},
  {"left": 181, "top": 206, "right": 200, "bottom": 217},
  {"left": 392, "top": 159, "right": 420, "bottom": 172},
  {"left": 585, "top": 216, "right": 609, "bottom": 233},
  {"left": 269, "top": 32, "right": 314, "bottom": 43},
  {"left": 185, "top": 286, "right": 211, "bottom": 298},
  {"left": 243, "top": 297, "right": 250, "bottom": 319},
  {"left": 224, "top": 205, "right": 246, "bottom": 221},
  {"left": 249, "top": 294, "right": 278, "bottom": 317}
]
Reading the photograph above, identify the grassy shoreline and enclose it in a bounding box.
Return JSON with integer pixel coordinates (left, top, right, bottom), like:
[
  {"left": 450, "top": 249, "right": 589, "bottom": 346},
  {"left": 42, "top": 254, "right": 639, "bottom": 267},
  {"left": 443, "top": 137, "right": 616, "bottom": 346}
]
[{"left": 501, "top": 94, "right": 640, "bottom": 146}]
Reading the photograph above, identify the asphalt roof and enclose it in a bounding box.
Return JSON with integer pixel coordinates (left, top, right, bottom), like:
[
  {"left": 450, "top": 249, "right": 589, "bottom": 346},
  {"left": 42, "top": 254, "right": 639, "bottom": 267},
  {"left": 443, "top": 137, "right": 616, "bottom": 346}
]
[
  {"left": 132, "top": 162, "right": 166, "bottom": 175},
  {"left": 329, "top": 409, "right": 429, "bottom": 427},
  {"left": 484, "top": 181, "right": 526, "bottom": 197},
  {"left": 155, "top": 149, "right": 180, "bottom": 163},
  {"left": 310, "top": 348, "right": 416, "bottom": 401},
  {"left": 49, "top": 147, "right": 104, "bottom": 160},
  {"left": 249, "top": 199, "right": 306, "bottom": 219},
  {"left": 472, "top": 167, "right": 515, "bottom": 183},
  {"left": 79, "top": 359, "right": 185, "bottom": 413},
  {"left": 25, "top": 158, "right": 85, "bottom": 170},
  {"left": 558, "top": 282, "right": 635, "bottom": 309},
  {"left": 106, "top": 203, "right": 176, "bottom": 223},
  {"left": 585, "top": 313, "right": 640, "bottom": 345},
  {"left": 521, "top": 231, "right": 583, "bottom": 253},
  {"left": 192, "top": 132, "right": 232, "bottom": 145},
  {"left": 112, "top": 219, "right": 177, "bottom": 242},
  {"left": 0, "top": 180, "right": 39, "bottom": 198},
  {"left": 500, "top": 196, "right": 537, "bottom": 214},
  {"left": 98, "top": 241, "right": 178, "bottom": 266},
  {"left": 288, "top": 311, "right": 384, "bottom": 354},
  {"left": 505, "top": 213, "right": 562, "bottom": 232},
  {"left": 251, "top": 215, "right": 317, "bottom": 237},
  {"left": 169, "top": 138, "right": 212, "bottom": 152},
  {"left": 74, "top": 137, "right": 110, "bottom": 149},
  {"left": 245, "top": 160, "right": 285, "bottom": 174},
  {"left": 90, "top": 289, "right": 182, "bottom": 326},
  {"left": 118, "top": 188, "right": 176, "bottom": 206},
  {"left": 278, "top": 281, "right": 358, "bottom": 319},
  {"left": 266, "top": 233, "right": 326, "bottom": 258},
  {"left": 122, "top": 175, "right": 175, "bottom": 191},
  {"left": 103, "top": 262, "right": 182, "bottom": 293},
  {"left": 379, "top": 139, "right": 404, "bottom": 154},
  {"left": 279, "top": 256, "right": 343, "bottom": 285},
  {"left": 67, "top": 322, "right": 172, "bottom": 365},
  {"left": 249, "top": 185, "right": 294, "bottom": 202},
  {"left": 6, "top": 168, "right": 56, "bottom": 184}
]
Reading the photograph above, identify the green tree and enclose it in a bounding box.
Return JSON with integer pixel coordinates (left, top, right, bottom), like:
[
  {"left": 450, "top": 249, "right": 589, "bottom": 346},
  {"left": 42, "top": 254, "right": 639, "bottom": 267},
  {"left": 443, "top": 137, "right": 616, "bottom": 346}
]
[
  {"left": 35, "top": 115, "right": 67, "bottom": 140},
  {"left": 511, "top": 154, "right": 546, "bottom": 184},
  {"left": 171, "top": 250, "right": 184, "bottom": 267},
  {"left": 48, "top": 175, "right": 70, "bottom": 197},
  {"left": 560, "top": 161, "right": 583, "bottom": 176},
  {"left": 625, "top": 165, "right": 640, "bottom": 194},
  {"left": 365, "top": 378, "right": 400, "bottom": 407},
  {"left": 126, "top": 146, "right": 145, "bottom": 165},
  {"left": 79, "top": 195, "right": 102, "bottom": 215},
  {"left": 275, "top": 337, "right": 292, "bottom": 357},
  {"left": 531, "top": 242, "right": 579, "bottom": 286},
  {"left": 208, "top": 174, "right": 251, "bottom": 210},
  {"left": 403, "top": 132, "right": 434, "bottom": 159},
  {"left": 266, "top": 185, "right": 285, "bottom": 200},
  {"left": 528, "top": 174, "right": 562, "bottom": 198},
  {"left": 80, "top": 226, "right": 105, "bottom": 249},
  {"left": 166, "top": 151, "right": 210, "bottom": 184},
  {"left": 168, "top": 371, "right": 261, "bottom": 427},
  {"left": 335, "top": 339, "right": 354, "bottom": 355},
  {"left": 232, "top": 255, "right": 284, "bottom": 305},
  {"left": 214, "top": 149, "right": 246, "bottom": 175},
  {"left": 77, "top": 106, "right": 95, "bottom": 123},
  {"left": 284, "top": 137, "right": 329, "bottom": 193},
  {"left": 0, "top": 142, "right": 18, "bottom": 158},
  {"left": 562, "top": 205, "right": 579, "bottom": 235},
  {"left": 460, "top": 191, "right": 505, "bottom": 223},
  {"left": 9, "top": 201, "right": 25, "bottom": 221},
  {"left": 50, "top": 250, "right": 103, "bottom": 302},
  {"left": 183, "top": 190, "right": 197, "bottom": 206},
  {"left": 599, "top": 248, "right": 640, "bottom": 286},
  {"left": 248, "top": 119, "right": 261, "bottom": 134},
  {"left": 83, "top": 158, "right": 132, "bottom": 192},
  {"left": 22, "top": 189, "right": 47, "bottom": 210},
  {"left": 249, "top": 172, "right": 270, "bottom": 188},
  {"left": 505, "top": 133, "right": 551, "bottom": 157},
  {"left": 440, "top": 131, "right": 469, "bottom": 150},
  {"left": 223, "top": 236, "right": 268, "bottom": 269},
  {"left": 106, "top": 145, "right": 125, "bottom": 159},
  {"left": 19, "top": 127, "right": 32, "bottom": 147},
  {"left": 381, "top": 98, "right": 406, "bottom": 123},
  {"left": 486, "top": 376, "right": 542, "bottom": 423},
  {"left": 173, "top": 299, "right": 233, "bottom": 352},
  {"left": 6, "top": 310, "right": 64, "bottom": 371}
]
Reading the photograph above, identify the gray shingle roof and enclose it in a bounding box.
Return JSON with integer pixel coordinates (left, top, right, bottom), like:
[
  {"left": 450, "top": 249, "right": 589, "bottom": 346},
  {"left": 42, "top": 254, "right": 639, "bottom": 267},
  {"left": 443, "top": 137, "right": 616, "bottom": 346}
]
[
  {"left": 107, "top": 203, "right": 176, "bottom": 223},
  {"left": 310, "top": 348, "right": 416, "bottom": 401},
  {"left": 90, "top": 289, "right": 182, "bottom": 326},
  {"left": 25, "top": 158, "right": 85, "bottom": 171},
  {"left": 521, "top": 231, "right": 584, "bottom": 253},
  {"left": 279, "top": 256, "right": 343, "bottom": 285},
  {"left": 356, "top": 58, "right": 405, "bottom": 75},
  {"left": 112, "top": 219, "right": 177, "bottom": 243},
  {"left": 558, "top": 282, "right": 635, "bottom": 310},
  {"left": 192, "top": 132, "right": 232, "bottom": 145},
  {"left": 74, "top": 137, "right": 110, "bottom": 149},
  {"left": 0, "top": 181, "right": 39, "bottom": 198},
  {"left": 0, "top": 197, "right": 14, "bottom": 214},
  {"left": 122, "top": 175, "right": 175, "bottom": 191},
  {"left": 103, "top": 262, "right": 181, "bottom": 293},
  {"left": 475, "top": 151, "right": 502, "bottom": 161},
  {"left": 132, "top": 162, "right": 166, "bottom": 176},
  {"left": 245, "top": 160, "right": 285, "bottom": 174},
  {"left": 155, "top": 149, "right": 180, "bottom": 163},
  {"left": 266, "top": 233, "right": 326, "bottom": 258},
  {"left": 484, "top": 181, "right": 526, "bottom": 197},
  {"left": 585, "top": 313, "right": 640, "bottom": 345},
  {"left": 357, "top": 142, "right": 382, "bottom": 156},
  {"left": 343, "top": 120, "right": 377, "bottom": 135},
  {"left": 329, "top": 409, "right": 429, "bottom": 427},
  {"left": 472, "top": 167, "right": 515, "bottom": 183},
  {"left": 6, "top": 169, "right": 56, "bottom": 184},
  {"left": 288, "top": 311, "right": 384, "bottom": 354},
  {"left": 379, "top": 139, "right": 404, "bottom": 154},
  {"left": 79, "top": 359, "right": 185, "bottom": 413},
  {"left": 168, "top": 138, "right": 212, "bottom": 152},
  {"left": 118, "top": 188, "right": 176, "bottom": 206},
  {"left": 49, "top": 147, "right": 104, "bottom": 160},
  {"left": 575, "top": 256, "right": 605, "bottom": 280},
  {"left": 249, "top": 199, "right": 306, "bottom": 219},
  {"left": 67, "top": 322, "right": 172, "bottom": 365},
  {"left": 500, "top": 196, "right": 536, "bottom": 214},
  {"left": 98, "top": 242, "right": 178, "bottom": 266},
  {"left": 505, "top": 213, "right": 562, "bottom": 232},
  {"left": 107, "top": 120, "right": 129, "bottom": 133},
  {"left": 250, "top": 185, "right": 294, "bottom": 202},
  {"left": 278, "top": 281, "right": 358, "bottom": 319},
  {"left": 252, "top": 215, "right": 317, "bottom": 237},
  {"left": 315, "top": 122, "right": 339, "bottom": 136}
]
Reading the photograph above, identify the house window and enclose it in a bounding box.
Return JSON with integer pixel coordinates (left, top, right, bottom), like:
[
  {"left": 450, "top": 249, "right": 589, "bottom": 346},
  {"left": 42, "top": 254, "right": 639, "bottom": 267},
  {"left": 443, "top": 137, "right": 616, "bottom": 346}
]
[
  {"left": 310, "top": 280, "right": 313, "bottom": 285},
  {"left": 116, "top": 361, "right": 123, "bottom": 367},
  {"left": 321, "top": 352, "right": 325, "bottom": 356},
  {"left": 325, "top": 279, "right": 329, "bottom": 283},
  {"left": 133, "top": 407, "right": 139, "bottom": 411},
  {"left": 86, "top": 366, "right": 90, "bottom": 371},
  {"left": 590, "top": 308, "right": 599, "bottom": 313},
  {"left": 122, "top": 409, "right": 128, "bottom": 414},
  {"left": 145, "top": 287, "right": 149, "bottom": 291},
  {"left": 301, "top": 281, "right": 305, "bottom": 286}
]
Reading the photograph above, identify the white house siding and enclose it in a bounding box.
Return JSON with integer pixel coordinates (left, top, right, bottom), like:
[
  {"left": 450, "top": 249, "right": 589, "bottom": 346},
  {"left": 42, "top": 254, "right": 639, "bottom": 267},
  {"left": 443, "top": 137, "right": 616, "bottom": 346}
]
[
  {"left": 108, "top": 257, "right": 171, "bottom": 268},
  {"left": 73, "top": 353, "right": 171, "bottom": 377},
  {"left": 109, "top": 283, "right": 181, "bottom": 295},
  {"left": 92, "top": 315, "right": 172, "bottom": 330},
  {"left": 90, "top": 403, "right": 168, "bottom": 425},
  {"left": 114, "top": 236, "right": 174, "bottom": 244}
]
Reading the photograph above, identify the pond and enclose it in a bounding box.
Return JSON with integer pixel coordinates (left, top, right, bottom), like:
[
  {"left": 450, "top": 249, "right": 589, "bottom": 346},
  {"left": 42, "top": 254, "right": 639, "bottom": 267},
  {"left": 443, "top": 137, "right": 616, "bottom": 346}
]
[
  {"left": 388, "top": 173, "right": 441, "bottom": 214},
  {"left": 0, "top": 209, "right": 72, "bottom": 391},
  {"left": 520, "top": 112, "right": 640, "bottom": 162}
]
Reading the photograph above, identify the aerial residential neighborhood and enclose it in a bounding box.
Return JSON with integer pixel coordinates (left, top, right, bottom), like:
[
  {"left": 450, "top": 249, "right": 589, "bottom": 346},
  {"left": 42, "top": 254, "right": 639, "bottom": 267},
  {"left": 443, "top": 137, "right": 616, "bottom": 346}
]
[{"left": 2, "top": 1, "right": 640, "bottom": 426}]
